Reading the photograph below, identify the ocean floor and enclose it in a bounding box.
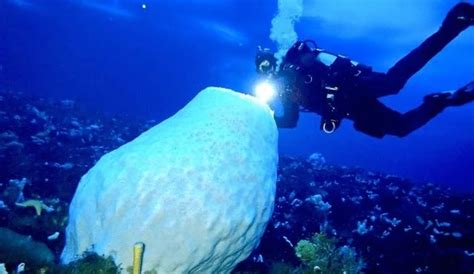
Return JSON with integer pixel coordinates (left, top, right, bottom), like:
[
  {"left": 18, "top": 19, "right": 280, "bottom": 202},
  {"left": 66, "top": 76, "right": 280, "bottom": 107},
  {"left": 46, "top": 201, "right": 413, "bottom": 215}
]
[{"left": 0, "top": 91, "right": 472, "bottom": 273}]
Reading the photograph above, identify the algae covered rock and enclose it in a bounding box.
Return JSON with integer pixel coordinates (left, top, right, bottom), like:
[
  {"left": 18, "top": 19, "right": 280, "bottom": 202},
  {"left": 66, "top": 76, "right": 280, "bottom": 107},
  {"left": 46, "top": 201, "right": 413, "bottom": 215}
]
[
  {"left": 0, "top": 227, "right": 54, "bottom": 266},
  {"left": 61, "top": 87, "right": 279, "bottom": 273}
]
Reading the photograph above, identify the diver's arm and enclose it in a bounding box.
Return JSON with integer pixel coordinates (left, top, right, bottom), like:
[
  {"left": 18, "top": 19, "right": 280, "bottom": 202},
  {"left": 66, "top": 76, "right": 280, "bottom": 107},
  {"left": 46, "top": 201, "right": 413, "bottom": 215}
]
[
  {"left": 274, "top": 97, "right": 300, "bottom": 128},
  {"left": 352, "top": 99, "right": 445, "bottom": 138}
]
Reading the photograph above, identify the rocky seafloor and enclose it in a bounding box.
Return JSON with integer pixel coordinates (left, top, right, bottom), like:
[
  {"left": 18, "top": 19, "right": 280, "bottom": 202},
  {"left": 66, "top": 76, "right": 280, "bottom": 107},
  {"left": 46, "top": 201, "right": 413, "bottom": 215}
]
[{"left": 0, "top": 91, "right": 472, "bottom": 273}]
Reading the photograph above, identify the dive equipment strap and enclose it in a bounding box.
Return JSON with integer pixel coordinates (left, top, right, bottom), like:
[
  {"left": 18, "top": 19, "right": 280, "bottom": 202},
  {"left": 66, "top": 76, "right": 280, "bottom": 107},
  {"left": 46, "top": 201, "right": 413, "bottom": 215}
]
[{"left": 319, "top": 56, "right": 356, "bottom": 134}]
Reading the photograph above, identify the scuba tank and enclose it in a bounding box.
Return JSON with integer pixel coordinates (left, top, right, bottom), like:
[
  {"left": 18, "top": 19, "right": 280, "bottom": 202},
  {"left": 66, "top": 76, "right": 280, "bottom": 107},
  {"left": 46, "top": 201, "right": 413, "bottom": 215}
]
[
  {"left": 282, "top": 41, "right": 348, "bottom": 133},
  {"left": 283, "top": 40, "right": 372, "bottom": 134}
]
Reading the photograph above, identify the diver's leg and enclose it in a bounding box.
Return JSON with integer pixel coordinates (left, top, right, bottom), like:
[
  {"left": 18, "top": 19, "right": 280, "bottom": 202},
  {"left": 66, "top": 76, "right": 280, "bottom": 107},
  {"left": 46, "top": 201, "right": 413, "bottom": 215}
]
[
  {"left": 357, "top": 3, "right": 473, "bottom": 98},
  {"left": 356, "top": 2, "right": 474, "bottom": 97},
  {"left": 385, "top": 82, "right": 474, "bottom": 137},
  {"left": 353, "top": 82, "right": 474, "bottom": 137},
  {"left": 386, "top": 102, "right": 445, "bottom": 137},
  {"left": 352, "top": 99, "right": 445, "bottom": 138},
  {"left": 383, "top": 2, "right": 474, "bottom": 93}
]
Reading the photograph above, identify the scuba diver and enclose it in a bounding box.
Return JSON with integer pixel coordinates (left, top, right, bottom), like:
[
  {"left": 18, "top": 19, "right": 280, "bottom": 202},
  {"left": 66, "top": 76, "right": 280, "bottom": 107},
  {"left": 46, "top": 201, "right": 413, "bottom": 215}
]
[{"left": 255, "top": 2, "right": 474, "bottom": 138}]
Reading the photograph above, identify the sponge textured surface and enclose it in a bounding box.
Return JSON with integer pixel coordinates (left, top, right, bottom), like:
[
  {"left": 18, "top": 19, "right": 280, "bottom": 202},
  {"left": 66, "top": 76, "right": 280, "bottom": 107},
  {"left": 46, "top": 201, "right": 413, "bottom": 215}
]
[{"left": 61, "top": 87, "right": 278, "bottom": 273}]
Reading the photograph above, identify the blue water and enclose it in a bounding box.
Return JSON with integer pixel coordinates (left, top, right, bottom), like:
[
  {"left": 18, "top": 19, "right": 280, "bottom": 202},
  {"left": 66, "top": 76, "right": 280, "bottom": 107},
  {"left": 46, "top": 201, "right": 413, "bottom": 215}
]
[{"left": 2, "top": 0, "right": 473, "bottom": 191}]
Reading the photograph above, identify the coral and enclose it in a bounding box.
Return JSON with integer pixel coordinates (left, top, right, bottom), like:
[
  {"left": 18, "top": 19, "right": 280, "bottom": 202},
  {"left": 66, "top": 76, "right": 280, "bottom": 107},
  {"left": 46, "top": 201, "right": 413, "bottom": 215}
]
[
  {"left": 269, "top": 262, "right": 294, "bottom": 274},
  {"left": 131, "top": 242, "right": 144, "bottom": 274},
  {"left": 294, "top": 233, "right": 364, "bottom": 274},
  {"left": 126, "top": 266, "right": 158, "bottom": 274},
  {"left": 57, "top": 252, "right": 119, "bottom": 274},
  {"left": 294, "top": 240, "right": 317, "bottom": 265},
  {"left": 2, "top": 178, "right": 28, "bottom": 205},
  {"left": 15, "top": 199, "right": 53, "bottom": 216},
  {"left": 336, "top": 245, "right": 364, "bottom": 274},
  {"left": 305, "top": 194, "right": 331, "bottom": 212},
  {"left": 307, "top": 153, "right": 326, "bottom": 169}
]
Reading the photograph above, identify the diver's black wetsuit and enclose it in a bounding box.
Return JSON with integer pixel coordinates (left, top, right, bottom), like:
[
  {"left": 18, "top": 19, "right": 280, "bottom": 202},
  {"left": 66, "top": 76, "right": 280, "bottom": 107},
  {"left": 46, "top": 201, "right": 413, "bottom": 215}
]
[{"left": 276, "top": 2, "right": 474, "bottom": 138}]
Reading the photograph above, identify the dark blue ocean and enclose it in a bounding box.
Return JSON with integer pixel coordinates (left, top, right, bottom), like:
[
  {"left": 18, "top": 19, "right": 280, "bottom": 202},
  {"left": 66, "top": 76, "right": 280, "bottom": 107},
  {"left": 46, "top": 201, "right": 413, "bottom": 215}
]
[
  {"left": 2, "top": 0, "right": 473, "bottom": 192},
  {"left": 1, "top": 1, "right": 474, "bottom": 273}
]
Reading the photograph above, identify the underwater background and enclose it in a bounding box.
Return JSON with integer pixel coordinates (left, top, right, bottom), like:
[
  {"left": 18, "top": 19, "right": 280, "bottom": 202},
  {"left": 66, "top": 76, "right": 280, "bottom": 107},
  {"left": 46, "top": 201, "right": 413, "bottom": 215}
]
[
  {"left": 2, "top": 0, "right": 473, "bottom": 192},
  {"left": 1, "top": 0, "right": 474, "bottom": 273}
]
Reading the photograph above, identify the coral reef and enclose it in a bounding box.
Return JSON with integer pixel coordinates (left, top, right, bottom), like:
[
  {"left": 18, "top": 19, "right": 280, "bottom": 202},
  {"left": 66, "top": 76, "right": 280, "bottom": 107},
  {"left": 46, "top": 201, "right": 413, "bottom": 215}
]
[
  {"left": 294, "top": 233, "right": 364, "bottom": 274},
  {"left": 58, "top": 252, "right": 119, "bottom": 274},
  {"left": 235, "top": 156, "right": 474, "bottom": 273},
  {"left": 1, "top": 91, "right": 473, "bottom": 273}
]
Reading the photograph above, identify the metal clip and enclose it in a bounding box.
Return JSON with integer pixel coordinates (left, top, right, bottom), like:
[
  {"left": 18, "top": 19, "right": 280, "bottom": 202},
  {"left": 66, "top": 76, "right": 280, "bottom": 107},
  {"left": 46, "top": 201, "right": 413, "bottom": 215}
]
[
  {"left": 325, "top": 86, "right": 338, "bottom": 91},
  {"left": 322, "top": 120, "right": 337, "bottom": 134}
]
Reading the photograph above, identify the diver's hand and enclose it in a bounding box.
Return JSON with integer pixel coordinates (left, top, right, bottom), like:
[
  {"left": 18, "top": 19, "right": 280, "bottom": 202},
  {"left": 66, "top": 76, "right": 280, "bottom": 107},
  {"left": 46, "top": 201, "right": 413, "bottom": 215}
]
[{"left": 442, "top": 2, "right": 474, "bottom": 31}]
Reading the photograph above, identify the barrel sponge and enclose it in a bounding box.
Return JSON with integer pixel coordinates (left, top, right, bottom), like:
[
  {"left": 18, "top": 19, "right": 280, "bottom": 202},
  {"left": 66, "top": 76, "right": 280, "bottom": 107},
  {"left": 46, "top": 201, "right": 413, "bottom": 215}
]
[{"left": 61, "top": 87, "right": 279, "bottom": 273}]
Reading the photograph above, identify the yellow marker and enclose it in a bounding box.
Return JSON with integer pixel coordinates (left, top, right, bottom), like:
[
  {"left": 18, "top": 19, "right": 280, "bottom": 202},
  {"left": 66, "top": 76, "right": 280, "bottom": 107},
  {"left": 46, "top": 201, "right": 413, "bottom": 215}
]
[{"left": 132, "top": 242, "right": 145, "bottom": 274}]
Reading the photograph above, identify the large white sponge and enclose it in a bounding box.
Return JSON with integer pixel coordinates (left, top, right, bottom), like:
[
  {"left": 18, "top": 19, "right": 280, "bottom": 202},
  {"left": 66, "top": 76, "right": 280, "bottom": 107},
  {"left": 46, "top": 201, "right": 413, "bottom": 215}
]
[{"left": 61, "top": 87, "right": 279, "bottom": 273}]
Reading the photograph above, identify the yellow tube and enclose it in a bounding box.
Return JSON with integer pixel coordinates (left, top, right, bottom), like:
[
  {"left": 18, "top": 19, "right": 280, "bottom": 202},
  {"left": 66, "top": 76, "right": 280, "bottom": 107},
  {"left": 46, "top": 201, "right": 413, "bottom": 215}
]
[{"left": 132, "top": 242, "right": 145, "bottom": 274}]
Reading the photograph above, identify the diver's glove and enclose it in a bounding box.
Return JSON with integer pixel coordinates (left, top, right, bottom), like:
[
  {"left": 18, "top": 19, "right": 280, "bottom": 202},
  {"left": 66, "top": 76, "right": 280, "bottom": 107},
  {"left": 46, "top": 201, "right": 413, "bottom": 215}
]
[
  {"left": 442, "top": 2, "right": 474, "bottom": 31},
  {"left": 424, "top": 81, "right": 474, "bottom": 108}
]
